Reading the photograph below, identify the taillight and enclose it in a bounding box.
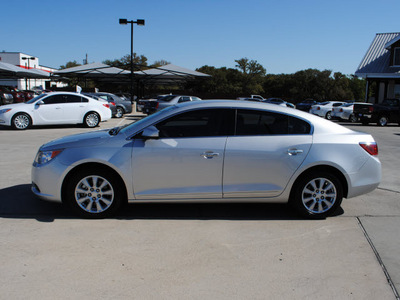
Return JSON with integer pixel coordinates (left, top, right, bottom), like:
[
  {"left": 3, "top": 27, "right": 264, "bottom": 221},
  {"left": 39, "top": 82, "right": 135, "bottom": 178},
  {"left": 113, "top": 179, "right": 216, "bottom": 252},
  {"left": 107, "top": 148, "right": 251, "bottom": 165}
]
[
  {"left": 340, "top": 108, "right": 343, "bottom": 112},
  {"left": 316, "top": 106, "right": 320, "bottom": 110},
  {"left": 360, "top": 142, "right": 378, "bottom": 156},
  {"left": 110, "top": 102, "right": 116, "bottom": 106},
  {"left": 368, "top": 106, "right": 374, "bottom": 113},
  {"left": 103, "top": 104, "right": 110, "bottom": 109},
  {"left": 156, "top": 102, "right": 159, "bottom": 108}
]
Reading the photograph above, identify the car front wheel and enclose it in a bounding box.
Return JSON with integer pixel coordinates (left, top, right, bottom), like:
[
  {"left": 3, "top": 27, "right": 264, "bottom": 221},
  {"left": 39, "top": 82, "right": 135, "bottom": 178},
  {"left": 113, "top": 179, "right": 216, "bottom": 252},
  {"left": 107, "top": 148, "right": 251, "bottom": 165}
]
[
  {"left": 84, "top": 112, "right": 100, "bottom": 127},
  {"left": 11, "top": 113, "right": 31, "bottom": 130},
  {"left": 65, "top": 168, "right": 123, "bottom": 218},
  {"left": 291, "top": 171, "right": 343, "bottom": 219}
]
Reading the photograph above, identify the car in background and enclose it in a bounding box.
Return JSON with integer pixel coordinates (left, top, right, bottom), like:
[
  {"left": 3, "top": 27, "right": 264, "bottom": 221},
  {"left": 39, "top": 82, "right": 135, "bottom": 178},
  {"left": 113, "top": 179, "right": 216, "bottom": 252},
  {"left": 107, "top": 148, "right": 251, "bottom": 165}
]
[
  {"left": 331, "top": 103, "right": 356, "bottom": 122},
  {"left": 31, "top": 100, "right": 381, "bottom": 219},
  {"left": 296, "top": 99, "right": 319, "bottom": 112},
  {"left": 0, "top": 86, "right": 25, "bottom": 103},
  {"left": 83, "top": 93, "right": 117, "bottom": 117},
  {"left": 156, "top": 95, "right": 202, "bottom": 111},
  {"left": 0, "top": 87, "right": 14, "bottom": 105},
  {"left": 137, "top": 95, "right": 168, "bottom": 114},
  {"left": 262, "top": 98, "right": 295, "bottom": 108},
  {"left": 90, "top": 92, "right": 132, "bottom": 118},
  {"left": 0, "top": 92, "right": 111, "bottom": 130},
  {"left": 22, "top": 90, "right": 36, "bottom": 101},
  {"left": 309, "top": 101, "right": 346, "bottom": 120}
]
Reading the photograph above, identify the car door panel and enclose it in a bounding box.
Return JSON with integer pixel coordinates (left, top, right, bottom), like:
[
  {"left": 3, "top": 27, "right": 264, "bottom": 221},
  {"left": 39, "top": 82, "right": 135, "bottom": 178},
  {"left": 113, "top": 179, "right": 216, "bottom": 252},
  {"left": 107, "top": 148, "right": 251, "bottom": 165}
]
[
  {"left": 131, "top": 137, "right": 227, "bottom": 199},
  {"left": 223, "top": 135, "right": 312, "bottom": 198}
]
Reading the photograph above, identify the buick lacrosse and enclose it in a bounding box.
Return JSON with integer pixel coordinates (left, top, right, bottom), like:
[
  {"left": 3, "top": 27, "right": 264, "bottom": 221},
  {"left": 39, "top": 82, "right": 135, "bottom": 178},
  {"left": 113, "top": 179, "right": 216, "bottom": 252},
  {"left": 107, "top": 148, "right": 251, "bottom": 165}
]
[{"left": 31, "top": 100, "right": 381, "bottom": 218}]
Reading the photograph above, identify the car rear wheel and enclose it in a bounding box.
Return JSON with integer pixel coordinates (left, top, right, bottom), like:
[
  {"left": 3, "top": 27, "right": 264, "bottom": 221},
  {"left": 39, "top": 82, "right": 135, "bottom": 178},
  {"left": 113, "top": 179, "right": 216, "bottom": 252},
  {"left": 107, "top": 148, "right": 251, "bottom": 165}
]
[
  {"left": 291, "top": 171, "right": 343, "bottom": 219},
  {"left": 377, "top": 116, "right": 388, "bottom": 126},
  {"left": 115, "top": 107, "right": 124, "bottom": 118},
  {"left": 325, "top": 111, "right": 332, "bottom": 120},
  {"left": 65, "top": 168, "right": 123, "bottom": 218},
  {"left": 84, "top": 112, "right": 100, "bottom": 127},
  {"left": 349, "top": 114, "right": 357, "bottom": 123},
  {"left": 11, "top": 113, "right": 31, "bottom": 130}
]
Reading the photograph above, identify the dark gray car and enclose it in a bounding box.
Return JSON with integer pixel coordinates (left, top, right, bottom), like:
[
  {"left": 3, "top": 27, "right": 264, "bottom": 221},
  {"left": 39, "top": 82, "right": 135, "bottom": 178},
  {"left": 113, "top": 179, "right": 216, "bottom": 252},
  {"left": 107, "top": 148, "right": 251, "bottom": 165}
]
[{"left": 90, "top": 92, "right": 133, "bottom": 118}]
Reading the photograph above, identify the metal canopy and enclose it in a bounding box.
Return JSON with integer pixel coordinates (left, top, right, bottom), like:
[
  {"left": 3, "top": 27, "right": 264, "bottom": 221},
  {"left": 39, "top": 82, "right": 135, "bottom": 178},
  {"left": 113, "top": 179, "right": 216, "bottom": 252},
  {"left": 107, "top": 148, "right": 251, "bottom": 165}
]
[
  {"left": 0, "top": 61, "right": 50, "bottom": 79},
  {"left": 54, "top": 62, "right": 210, "bottom": 84}
]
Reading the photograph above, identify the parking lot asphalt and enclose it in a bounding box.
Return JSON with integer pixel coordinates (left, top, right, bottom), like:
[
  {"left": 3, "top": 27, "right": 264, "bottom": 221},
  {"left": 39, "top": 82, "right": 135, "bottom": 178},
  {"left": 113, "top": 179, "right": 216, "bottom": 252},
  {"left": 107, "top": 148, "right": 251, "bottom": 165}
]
[{"left": 0, "top": 116, "right": 399, "bottom": 299}]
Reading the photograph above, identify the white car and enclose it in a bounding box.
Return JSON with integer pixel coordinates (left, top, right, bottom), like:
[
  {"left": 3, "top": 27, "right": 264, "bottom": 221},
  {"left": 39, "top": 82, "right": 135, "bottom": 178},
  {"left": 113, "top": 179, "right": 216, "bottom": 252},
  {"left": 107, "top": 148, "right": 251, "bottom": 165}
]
[
  {"left": 0, "top": 92, "right": 112, "bottom": 130},
  {"left": 331, "top": 103, "right": 357, "bottom": 122},
  {"left": 309, "top": 101, "right": 346, "bottom": 120},
  {"left": 157, "top": 95, "right": 202, "bottom": 111}
]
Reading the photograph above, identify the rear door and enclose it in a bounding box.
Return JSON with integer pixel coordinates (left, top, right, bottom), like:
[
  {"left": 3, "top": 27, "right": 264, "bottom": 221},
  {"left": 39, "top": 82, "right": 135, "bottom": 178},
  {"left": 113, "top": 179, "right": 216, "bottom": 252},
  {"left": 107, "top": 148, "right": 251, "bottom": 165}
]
[{"left": 223, "top": 109, "right": 313, "bottom": 198}]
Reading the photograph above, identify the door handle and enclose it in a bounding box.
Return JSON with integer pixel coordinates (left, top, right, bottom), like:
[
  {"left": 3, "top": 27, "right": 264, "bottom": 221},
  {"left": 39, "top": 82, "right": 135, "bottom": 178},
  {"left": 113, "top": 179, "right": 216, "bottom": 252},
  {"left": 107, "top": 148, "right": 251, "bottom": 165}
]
[
  {"left": 201, "top": 151, "right": 219, "bottom": 159},
  {"left": 287, "top": 149, "right": 303, "bottom": 156}
]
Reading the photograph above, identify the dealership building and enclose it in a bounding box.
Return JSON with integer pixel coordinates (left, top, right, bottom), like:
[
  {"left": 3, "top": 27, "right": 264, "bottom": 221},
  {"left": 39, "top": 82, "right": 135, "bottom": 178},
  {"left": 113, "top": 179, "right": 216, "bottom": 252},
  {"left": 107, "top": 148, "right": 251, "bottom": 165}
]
[{"left": 0, "top": 52, "right": 63, "bottom": 90}]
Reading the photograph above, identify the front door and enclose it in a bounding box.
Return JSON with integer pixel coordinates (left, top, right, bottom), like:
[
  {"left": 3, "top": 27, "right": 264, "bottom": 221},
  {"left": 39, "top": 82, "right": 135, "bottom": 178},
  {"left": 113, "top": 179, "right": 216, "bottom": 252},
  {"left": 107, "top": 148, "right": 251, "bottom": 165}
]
[{"left": 131, "top": 108, "right": 233, "bottom": 200}]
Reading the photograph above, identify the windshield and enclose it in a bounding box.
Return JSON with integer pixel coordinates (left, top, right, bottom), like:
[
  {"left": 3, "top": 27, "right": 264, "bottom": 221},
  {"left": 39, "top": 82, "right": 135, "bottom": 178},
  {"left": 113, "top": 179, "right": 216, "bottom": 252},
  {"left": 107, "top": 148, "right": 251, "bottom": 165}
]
[
  {"left": 119, "top": 106, "right": 177, "bottom": 135},
  {"left": 26, "top": 93, "right": 47, "bottom": 104}
]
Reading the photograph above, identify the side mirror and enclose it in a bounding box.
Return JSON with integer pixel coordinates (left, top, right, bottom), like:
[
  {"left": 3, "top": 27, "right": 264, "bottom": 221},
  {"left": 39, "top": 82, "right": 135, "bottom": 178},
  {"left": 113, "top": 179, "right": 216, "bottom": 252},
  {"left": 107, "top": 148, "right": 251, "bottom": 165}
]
[
  {"left": 142, "top": 126, "right": 159, "bottom": 139},
  {"left": 36, "top": 100, "right": 44, "bottom": 106}
]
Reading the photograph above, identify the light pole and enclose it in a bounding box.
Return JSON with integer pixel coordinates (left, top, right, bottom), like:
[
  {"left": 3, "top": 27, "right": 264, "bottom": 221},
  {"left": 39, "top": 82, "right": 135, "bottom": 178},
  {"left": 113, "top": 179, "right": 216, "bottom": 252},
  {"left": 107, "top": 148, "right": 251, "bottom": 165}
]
[
  {"left": 119, "top": 18, "right": 145, "bottom": 105},
  {"left": 22, "top": 56, "right": 35, "bottom": 90}
]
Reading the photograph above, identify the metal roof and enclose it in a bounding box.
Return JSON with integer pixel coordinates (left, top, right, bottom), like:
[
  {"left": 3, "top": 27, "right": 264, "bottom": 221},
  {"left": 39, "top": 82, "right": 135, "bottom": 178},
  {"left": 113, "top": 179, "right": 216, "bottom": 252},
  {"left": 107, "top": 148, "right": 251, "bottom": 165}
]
[{"left": 355, "top": 33, "right": 400, "bottom": 78}]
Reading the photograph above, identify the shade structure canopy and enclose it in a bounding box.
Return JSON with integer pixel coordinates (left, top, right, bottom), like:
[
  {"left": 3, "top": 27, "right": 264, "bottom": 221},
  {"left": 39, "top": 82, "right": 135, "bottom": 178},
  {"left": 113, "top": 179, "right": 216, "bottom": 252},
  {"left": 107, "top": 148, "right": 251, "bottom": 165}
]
[
  {"left": 54, "top": 62, "right": 130, "bottom": 79},
  {"left": 54, "top": 62, "right": 210, "bottom": 84},
  {"left": 0, "top": 61, "right": 50, "bottom": 79}
]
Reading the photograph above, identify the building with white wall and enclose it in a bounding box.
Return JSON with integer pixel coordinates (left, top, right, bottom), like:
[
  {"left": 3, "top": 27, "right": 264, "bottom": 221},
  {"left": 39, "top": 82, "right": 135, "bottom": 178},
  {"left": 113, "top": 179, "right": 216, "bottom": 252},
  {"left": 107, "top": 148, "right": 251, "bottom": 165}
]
[{"left": 0, "top": 52, "right": 65, "bottom": 90}]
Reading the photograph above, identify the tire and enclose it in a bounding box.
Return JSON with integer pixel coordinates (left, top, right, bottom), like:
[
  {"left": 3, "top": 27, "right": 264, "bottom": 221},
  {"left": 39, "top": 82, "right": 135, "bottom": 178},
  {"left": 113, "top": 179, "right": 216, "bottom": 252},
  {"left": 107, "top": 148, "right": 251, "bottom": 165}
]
[
  {"left": 377, "top": 115, "right": 388, "bottom": 127},
  {"left": 11, "top": 113, "right": 32, "bottom": 130},
  {"left": 291, "top": 171, "right": 343, "bottom": 219},
  {"left": 325, "top": 111, "right": 332, "bottom": 120},
  {"left": 115, "top": 107, "right": 124, "bottom": 118},
  {"left": 64, "top": 168, "right": 123, "bottom": 218},
  {"left": 84, "top": 112, "right": 100, "bottom": 128},
  {"left": 349, "top": 114, "right": 357, "bottom": 123}
]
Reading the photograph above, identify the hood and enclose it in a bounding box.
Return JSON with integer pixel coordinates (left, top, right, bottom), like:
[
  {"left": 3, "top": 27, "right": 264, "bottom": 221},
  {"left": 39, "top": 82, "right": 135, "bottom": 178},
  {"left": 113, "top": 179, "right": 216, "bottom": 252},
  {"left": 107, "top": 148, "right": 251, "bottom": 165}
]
[
  {"left": 41, "top": 129, "right": 114, "bottom": 150},
  {"left": 0, "top": 102, "right": 28, "bottom": 110}
]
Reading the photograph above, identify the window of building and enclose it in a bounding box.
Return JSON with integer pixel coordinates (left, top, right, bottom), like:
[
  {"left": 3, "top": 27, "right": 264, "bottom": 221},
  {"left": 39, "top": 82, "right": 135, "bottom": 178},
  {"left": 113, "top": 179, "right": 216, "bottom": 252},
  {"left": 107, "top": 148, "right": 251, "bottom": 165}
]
[{"left": 394, "top": 48, "right": 400, "bottom": 66}]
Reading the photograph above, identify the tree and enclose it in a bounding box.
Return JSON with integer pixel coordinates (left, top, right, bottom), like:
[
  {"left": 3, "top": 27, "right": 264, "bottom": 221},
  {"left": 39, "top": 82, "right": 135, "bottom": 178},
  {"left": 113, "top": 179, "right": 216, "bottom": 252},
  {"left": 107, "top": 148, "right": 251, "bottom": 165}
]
[
  {"left": 151, "top": 60, "right": 171, "bottom": 68},
  {"left": 59, "top": 60, "right": 81, "bottom": 70},
  {"left": 103, "top": 53, "right": 148, "bottom": 70}
]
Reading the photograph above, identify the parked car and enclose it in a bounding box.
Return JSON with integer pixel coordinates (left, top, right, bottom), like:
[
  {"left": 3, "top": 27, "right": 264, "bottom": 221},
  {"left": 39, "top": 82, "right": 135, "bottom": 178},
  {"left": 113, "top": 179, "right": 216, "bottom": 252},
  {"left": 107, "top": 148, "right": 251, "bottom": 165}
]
[
  {"left": 22, "top": 90, "right": 36, "bottom": 101},
  {"left": 296, "top": 99, "right": 319, "bottom": 112},
  {"left": 237, "top": 95, "right": 265, "bottom": 101},
  {"left": 156, "top": 95, "right": 202, "bottom": 111},
  {"left": 0, "top": 92, "right": 112, "bottom": 130},
  {"left": 83, "top": 93, "right": 117, "bottom": 117},
  {"left": 90, "top": 92, "right": 132, "bottom": 118},
  {"left": 137, "top": 95, "right": 168, "bottom": 114},
  {"left": 354, "top": 99, "right": 400, "bottom": 126},
  {"left": 263, "top": 98, "right": 295, "bottom": 108},
  {"left": 0, "top": 86, "right": 25, "bottom": 103},
  {"left": 331, "top": 103, "right": 357, "bottom": 122},
  {"left": 31, "top": 100, "right": 381, "bottom": 219},
  {"left": 309, "top": 101, "right": 346, "bottom": 120},
  {"left": 0, "top": 87, "right": 14, "bottom": 105}
]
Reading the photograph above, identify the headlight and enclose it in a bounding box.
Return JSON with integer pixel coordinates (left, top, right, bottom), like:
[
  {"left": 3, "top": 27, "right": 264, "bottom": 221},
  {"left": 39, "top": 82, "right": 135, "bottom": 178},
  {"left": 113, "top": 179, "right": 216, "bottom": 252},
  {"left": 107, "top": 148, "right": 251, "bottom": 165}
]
[
  {"left": 0, "top": 109, "right": 12, "bottom": 114},
  {"left": 34, "top": 149, "right": 63, "bottom": 165}
]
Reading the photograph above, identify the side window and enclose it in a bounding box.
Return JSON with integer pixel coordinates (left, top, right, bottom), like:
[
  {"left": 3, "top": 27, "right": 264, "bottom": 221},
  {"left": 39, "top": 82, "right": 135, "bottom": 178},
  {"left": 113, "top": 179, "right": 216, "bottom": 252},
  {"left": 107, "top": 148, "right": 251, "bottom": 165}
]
[
  {"left": 236, "top": 110, "right": 288, "bottom": 135},
  {"left": 288, "top": 116, "right": 311, "bottom": 134},
  {"left": 42, "top": 95, "right": 65, "bottom": 104},
  {"left": 155, "top": 109, "right": 233, "bottom": 138},
  {"left": 235, "top": 110, "right": 311, "bottom": 135},
  {"left": 65, "top": 95, "right": 82, "bottom": 103}
]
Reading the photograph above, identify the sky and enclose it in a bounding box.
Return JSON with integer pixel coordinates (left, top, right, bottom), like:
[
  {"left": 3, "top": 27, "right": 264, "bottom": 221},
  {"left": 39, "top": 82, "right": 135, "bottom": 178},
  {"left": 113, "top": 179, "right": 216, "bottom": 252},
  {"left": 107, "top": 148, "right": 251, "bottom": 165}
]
[{"left": 2, "top": 0, "right": 400, "bottom": 75}]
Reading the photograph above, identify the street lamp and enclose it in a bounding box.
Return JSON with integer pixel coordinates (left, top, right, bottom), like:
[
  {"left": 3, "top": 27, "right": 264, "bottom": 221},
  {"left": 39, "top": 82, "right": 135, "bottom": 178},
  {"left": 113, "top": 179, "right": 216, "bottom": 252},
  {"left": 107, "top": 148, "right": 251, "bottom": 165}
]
[
  {"left": 22, "top": 56, "right": 36, "bottom": 89},
  {"left": 119, "top": 18, "right": 145, "bottom": 105}
]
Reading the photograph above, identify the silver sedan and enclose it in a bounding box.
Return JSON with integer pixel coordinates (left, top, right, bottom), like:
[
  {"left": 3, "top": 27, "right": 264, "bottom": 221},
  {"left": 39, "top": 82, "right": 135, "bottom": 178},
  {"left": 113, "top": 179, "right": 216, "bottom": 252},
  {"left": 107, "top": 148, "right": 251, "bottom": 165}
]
[{"left": 31, "top": 100, "right": 381, "bottom": 219}]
